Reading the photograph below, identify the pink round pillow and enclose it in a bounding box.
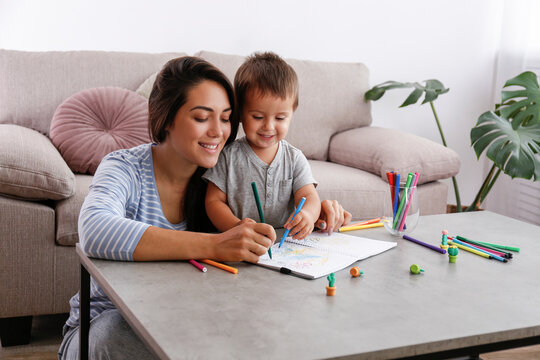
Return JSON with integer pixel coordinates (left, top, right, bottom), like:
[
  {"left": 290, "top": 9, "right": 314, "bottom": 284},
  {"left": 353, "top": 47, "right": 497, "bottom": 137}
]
[{"left": 50, "top": 87, "right": 151, "bottom": 174}]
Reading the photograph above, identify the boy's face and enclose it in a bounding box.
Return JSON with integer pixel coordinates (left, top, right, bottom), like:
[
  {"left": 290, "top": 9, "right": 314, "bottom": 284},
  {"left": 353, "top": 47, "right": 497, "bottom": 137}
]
[{"left": 241, "top": 90, "right": 295, "bottom": 154}]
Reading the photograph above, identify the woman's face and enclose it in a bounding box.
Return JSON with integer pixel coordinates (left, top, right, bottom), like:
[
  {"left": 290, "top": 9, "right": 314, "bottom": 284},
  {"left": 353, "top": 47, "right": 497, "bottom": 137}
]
[{"left": 166, "top": 80, "right": 232, "bottom": 169}]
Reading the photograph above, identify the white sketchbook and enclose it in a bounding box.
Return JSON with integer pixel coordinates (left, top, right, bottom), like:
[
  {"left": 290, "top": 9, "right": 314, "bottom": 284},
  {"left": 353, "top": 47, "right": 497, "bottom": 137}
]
[{"left": 256, "top": 231, "right": 396, "bottom": 279}]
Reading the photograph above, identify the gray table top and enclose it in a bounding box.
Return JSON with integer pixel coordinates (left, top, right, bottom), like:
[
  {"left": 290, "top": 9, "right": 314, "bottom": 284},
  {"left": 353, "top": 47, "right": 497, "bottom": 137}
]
[{"left": 77, "top": 211, "right": 540, "bottom": 359}]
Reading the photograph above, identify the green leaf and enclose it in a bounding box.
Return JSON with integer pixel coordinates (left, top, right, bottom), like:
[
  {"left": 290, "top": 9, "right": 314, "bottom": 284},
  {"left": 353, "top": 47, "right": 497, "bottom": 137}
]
[
  {"left": 498, "top": 71, "right": 540, "bottom": 127},
  {"left": 364, "top": 81, "right": 415, "bottom": 101},
  {"left": 364, "top": 79, "right": 448, "bottom": 107},
  {"left": 400, "top": 88, "right": 423, "bottom": 107},
  {"left": 470, "top": 111, "right": 540, "bottom": 180}
]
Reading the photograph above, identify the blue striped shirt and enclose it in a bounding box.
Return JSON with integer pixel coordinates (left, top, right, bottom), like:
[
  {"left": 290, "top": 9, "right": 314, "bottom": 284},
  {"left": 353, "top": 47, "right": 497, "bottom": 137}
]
[{"left": 65, "top": 143, "right": 187, "bottom": 329}]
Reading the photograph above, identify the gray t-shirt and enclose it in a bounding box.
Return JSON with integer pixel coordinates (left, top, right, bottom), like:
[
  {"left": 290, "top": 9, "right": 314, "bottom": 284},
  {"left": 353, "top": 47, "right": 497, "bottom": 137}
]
[{"left": 203, "top": 137, "right": 317, "bottom": 228}]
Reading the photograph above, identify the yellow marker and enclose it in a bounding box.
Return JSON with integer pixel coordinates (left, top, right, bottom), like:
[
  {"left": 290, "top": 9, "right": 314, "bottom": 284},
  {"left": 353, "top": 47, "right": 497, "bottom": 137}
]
[
  {"left": 201, "top": 259, "right": 239, "bottom": 274},
  {"left": 338, "top": 222, "right": 384, "bottom": 232},
  {"left": 448, "top": 240, "right": 491, "bottom": 259}
]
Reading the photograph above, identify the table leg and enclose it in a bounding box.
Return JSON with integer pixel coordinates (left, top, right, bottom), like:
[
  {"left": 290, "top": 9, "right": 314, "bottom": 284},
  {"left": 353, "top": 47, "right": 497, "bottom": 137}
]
[{"left": 79, "top": 264, "right": 90, "bottom": 360}]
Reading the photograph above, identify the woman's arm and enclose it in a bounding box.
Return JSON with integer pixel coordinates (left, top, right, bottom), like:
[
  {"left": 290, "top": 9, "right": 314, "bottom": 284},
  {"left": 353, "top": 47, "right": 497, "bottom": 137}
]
[
  {"left": 133, "top": 222, "right": 275, "bottom": 262},
  {"left": 283, "top": 184, "right": 321, "bottom": 240},
  {"left": 205, "top": 182, "right": 246, "bottom": 231},
  {"left": 78, "top": 155, "right": 149, "bottom": 261}
]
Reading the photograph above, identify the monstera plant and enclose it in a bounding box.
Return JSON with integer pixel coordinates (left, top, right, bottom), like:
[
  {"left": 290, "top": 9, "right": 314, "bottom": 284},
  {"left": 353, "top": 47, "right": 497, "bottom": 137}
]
[
  {"left": 365, "top": 79, "right": 462, "bottom": 211},
  {"left": 365, "top": 71, "right": 540, "bottom": 213},
  {"left": 468, "top": 71, "right": 540, "bottom": 211}
]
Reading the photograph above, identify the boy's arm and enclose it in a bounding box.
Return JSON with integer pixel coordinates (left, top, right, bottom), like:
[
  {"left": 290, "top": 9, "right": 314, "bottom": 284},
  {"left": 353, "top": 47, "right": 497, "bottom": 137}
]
[
  {"left": 284, "top": 184, "right": 321, "bottom": 240},
  {"left": 206, "top": 182, "right": 246, "bottom": 232}
]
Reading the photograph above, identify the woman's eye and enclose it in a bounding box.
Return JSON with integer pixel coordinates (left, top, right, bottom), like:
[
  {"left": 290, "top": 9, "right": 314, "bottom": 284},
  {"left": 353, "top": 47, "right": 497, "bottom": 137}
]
[
  {"left": 221, "top": 118, "right": 230, "bottom": 123},
  {"left": 195, "top": 117, "right": 208, "bottom": 122}
]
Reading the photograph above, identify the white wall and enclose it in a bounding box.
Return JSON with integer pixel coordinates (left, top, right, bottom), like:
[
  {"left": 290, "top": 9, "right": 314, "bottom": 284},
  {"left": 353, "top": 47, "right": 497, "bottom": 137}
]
[{"left": 0, "top": 0, "right": 509, "bottom": 207}]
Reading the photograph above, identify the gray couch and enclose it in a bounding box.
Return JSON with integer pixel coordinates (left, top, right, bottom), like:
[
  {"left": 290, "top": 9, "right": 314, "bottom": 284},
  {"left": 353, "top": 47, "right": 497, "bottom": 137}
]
[{"left": 0, "top": 49, "right": 459, "bottom": 346}]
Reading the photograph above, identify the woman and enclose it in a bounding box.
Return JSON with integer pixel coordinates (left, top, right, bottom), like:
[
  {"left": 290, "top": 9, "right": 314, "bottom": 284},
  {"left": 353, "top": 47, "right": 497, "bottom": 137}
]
[{"left": 58, "top": 56, "right": 351, "bottom": 359}]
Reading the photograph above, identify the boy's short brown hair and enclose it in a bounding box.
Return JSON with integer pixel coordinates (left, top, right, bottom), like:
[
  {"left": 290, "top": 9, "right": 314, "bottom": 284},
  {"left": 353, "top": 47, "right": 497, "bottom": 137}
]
[{"left": 234, "top": 52, "right": 299, "bottom": 116}]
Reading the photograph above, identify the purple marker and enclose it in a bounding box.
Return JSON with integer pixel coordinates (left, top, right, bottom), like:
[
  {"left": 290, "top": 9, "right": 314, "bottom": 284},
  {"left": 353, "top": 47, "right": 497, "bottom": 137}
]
[{"left": 402, "top": 234, "right": 447, "bottom": 254}]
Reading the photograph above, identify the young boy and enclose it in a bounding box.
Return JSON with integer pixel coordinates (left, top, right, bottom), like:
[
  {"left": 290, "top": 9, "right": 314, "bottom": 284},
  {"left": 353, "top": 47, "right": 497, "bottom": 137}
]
[{"left": 203, "top": 52, "right": 321, "bottom": 240}]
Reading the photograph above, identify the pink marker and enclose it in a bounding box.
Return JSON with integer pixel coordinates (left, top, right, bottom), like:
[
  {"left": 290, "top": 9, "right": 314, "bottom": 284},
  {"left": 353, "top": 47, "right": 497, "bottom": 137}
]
[
  {"left": 448, "top": 237, "right": 507, "bottom": 258},
  {"left": 189, "top": 259, "right": 207, "bottom": 272},
  {"left": 398, "top": 172, "right": 419, "bottom": 231}
]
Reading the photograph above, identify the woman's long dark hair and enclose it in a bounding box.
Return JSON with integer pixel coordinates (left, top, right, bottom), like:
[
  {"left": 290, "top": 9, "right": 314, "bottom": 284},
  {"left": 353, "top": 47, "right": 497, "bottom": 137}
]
[{"left": 148, "top": 56, "right": 238, "bottom": 232}]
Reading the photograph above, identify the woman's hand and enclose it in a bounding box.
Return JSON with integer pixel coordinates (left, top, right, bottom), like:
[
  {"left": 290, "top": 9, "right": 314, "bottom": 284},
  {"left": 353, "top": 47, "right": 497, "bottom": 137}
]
[
  {"left": 284, "top": 209, "right": 316, "bottom": 240},
  {"left": 212, "top": 222, "right": 275, "bottom": 263},
  {"left": 315, "top": 200, "right": 352, "bottom": 235}
]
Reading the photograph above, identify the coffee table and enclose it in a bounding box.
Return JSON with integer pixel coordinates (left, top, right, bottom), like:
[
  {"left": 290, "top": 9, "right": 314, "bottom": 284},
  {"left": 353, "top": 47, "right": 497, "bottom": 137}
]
[{"left": 77, "top": 211, "right": 540, "bottom": 359}]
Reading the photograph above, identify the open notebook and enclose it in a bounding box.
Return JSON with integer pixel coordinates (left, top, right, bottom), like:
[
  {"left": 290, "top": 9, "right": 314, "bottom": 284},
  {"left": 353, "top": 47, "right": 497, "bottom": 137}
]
[{"left": 257, "top": 231, "right": 396, "bottom": 279}]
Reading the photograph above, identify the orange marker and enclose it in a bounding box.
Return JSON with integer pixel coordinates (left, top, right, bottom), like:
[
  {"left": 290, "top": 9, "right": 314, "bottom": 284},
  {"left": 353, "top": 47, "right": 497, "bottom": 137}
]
[
  {"left": 347, "top": 218, "right": 381, "bottom": 228},
  {"left": 201, "top": 259, "right": 238, "bottom": 274}
]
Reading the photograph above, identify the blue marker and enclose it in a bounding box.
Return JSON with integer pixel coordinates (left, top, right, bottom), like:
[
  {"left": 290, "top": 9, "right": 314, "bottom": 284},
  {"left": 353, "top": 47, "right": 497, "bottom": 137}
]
[
  {"left": 279, "top": 197, "right": 306, "bottom": 248},
  {"left": 393, "top": 173, "right": 400, "bottom": 220},
  {"left": 450, "top": 237, "right": 508, "bottom": 263}
]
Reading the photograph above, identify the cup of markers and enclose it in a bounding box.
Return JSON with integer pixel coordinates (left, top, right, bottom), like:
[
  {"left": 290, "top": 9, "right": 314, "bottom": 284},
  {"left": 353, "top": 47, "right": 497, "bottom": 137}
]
[{"left": 383, "top": 171, "right": 420, "bottom": 236}]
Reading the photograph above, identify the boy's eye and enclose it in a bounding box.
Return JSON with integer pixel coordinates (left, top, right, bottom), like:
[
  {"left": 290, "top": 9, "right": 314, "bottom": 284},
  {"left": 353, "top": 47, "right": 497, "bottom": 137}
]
[
  {"left": 276, "top": 117, "right": 286, "bottom": 121},
  {"left": 252, "top": 115, "right": 264, "bottom": 120}
]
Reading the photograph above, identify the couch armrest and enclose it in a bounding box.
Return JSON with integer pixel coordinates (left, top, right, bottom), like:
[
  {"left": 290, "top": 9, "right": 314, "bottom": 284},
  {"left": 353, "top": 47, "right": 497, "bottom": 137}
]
[
  {"left": 328, "top": 126, "right": 460, "bottom": 185},
  {"left": 0, "top": 124, "right": 75, "bottom": 200}
]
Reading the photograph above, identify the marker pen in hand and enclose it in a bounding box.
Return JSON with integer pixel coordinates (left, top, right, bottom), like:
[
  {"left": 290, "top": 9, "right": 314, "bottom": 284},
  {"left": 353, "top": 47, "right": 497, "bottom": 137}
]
[{"left": 279, "top": 197, "right": 306, "bottom": 248}]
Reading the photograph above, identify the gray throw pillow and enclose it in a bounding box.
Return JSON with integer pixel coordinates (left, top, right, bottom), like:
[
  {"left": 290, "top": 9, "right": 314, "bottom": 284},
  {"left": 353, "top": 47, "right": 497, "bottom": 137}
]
[{"left": 0, "top": 124, "right": 75, "bottom": 200}]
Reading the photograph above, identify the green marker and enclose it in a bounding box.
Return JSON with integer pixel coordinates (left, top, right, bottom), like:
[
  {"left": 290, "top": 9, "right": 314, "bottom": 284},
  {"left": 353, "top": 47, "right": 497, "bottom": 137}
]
[
  {"left": 393, "top": 173, "right": 414, "bottom": 229},
  {"left": 473, "top": 239, "right": 520, "bottom": 253},
  {"left": 410, "top": 264, "right": 424, "bottom": 274},
  {"left": 456, "top": 236, "right": 515, "bottom": 257},
  {"left": 251, "top": 182, "right": 272, "bottom": 259}
]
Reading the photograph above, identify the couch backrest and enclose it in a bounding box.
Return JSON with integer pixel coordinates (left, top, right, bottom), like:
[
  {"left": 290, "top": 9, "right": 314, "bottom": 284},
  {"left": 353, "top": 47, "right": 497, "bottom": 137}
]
[
  {"left": 197, "top": 51, "right": 372, "bottom": 161},
  {"left": 0, "top": 49, "right": 184, "bottom": 136}
]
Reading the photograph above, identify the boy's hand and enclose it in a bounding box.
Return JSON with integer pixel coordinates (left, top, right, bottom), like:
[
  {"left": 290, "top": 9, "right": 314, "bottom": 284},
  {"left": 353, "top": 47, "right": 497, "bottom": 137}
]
[{"left": 284, "top": 209, "right": 316, "bottom": 240}]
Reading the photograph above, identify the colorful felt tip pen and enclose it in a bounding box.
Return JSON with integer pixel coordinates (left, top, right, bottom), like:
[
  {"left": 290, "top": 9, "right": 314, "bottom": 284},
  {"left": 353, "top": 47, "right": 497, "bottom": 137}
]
[
  {"left": 402, "top": 234, "right": 446, "bottom": 254},
  {"left": 251, "top": 182, "right": 272, "bottom": 259},
  {"left": 448, "top": 240, "right": 491, "bottom": 260},
  {"left": 279, "top": 197, "right": 306, "bottom": 248},
  {"left": 347, "top": 218, "right": 381, "bottom": 227},
  {"left": 338, "top": 222, "right": 383, "bottom": 232},
  {"left": 449, "top": 238, "right": 507, "bottom": 263},
  {"left": 201, "top": 259, "right": 239, "bottom": 274},
  {"left": 189, "top": 259, "right": 207, "bottom": 272}
]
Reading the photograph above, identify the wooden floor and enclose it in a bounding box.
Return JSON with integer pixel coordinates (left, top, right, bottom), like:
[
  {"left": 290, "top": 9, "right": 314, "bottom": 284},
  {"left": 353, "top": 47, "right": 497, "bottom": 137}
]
[{"left": 0, "top": 314, "right": 539, "bottom": 359}]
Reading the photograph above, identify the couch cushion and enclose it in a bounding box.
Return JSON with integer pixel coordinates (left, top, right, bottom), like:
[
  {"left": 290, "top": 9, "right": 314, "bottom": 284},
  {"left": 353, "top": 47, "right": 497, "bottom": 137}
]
[
  {"left": 136, "top": 71, "right": 159, "bottom": 99},
  {"left": 197, "top": 51, "right": 372, "bottom": 161},
  {"left": 50, "top": 87, "right": 151, "bottom": 175},
  {"left": 0, "top": 49, "right": 184, "bottom": 136},
  {"left": 328, "top": 127, "right": 460, "bottom": 185},
  {"left": 0, "top": 124, "right": 75, "bottom": 200},
  {"left": 309, "top": 160, "right": 448, "bottom": 219},
  {"left": 56, "top": 174, "right": 93, "bottom": 246}
]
